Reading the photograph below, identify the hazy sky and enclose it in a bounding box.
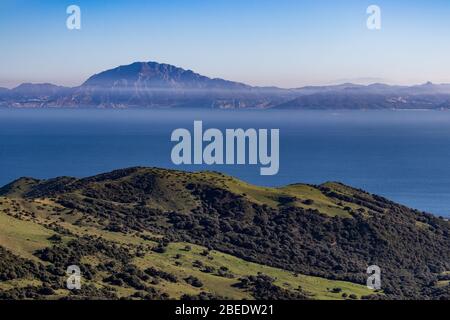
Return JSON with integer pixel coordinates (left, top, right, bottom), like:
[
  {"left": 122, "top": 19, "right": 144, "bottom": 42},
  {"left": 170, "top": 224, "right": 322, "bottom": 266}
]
[{"left": 1, "top": 0, "right": 450, "bottom": 88}]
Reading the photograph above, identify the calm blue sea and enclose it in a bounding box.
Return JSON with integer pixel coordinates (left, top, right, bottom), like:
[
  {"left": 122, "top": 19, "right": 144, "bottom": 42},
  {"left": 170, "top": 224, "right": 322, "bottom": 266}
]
[{"left": 1, "top": 109, "right": 450, "bottom": 216}]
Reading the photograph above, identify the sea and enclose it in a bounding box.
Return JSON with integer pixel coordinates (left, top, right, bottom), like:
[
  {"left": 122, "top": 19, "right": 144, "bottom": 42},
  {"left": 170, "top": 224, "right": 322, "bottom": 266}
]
[{"left": 1, "top": 108, "right": 449, "bottom": 217}]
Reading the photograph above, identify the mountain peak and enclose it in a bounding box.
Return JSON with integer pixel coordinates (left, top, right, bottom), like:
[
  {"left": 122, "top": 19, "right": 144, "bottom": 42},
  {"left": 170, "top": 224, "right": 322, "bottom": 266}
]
[{"left": 82, "top": 61, "right": 250, "bottom": 91}]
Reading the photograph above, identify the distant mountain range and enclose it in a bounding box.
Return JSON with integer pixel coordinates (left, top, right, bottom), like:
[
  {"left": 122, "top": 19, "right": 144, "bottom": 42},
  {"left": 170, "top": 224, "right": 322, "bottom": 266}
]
[{"left": 2, "top": 61, "right": 450, "bottom": 109}]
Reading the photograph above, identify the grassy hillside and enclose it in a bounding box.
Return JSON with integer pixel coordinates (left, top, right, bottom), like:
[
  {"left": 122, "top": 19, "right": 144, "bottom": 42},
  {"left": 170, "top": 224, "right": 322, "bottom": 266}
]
[
  {"left": 1, "top": 167, "right": 449, "bottom": 300},
  {"left": 0, "top": 196, "right": 372, "bottom": 300}
]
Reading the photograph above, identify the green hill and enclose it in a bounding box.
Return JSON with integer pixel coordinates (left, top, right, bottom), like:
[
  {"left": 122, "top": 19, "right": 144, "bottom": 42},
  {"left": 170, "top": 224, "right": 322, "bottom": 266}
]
[{"left": 0, "top": 167, "right": 449, "bottom": 300}]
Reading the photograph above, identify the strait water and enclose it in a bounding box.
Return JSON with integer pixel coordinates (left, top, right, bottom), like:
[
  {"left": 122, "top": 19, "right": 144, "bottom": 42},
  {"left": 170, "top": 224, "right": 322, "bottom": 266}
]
[{"left": 1, "top": 109, "right": 449, "bottom": 216}]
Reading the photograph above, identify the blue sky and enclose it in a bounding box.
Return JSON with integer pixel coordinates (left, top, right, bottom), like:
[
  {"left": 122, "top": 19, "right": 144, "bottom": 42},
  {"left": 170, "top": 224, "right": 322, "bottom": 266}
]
[{"left": 1, "top": 0, "right": 450, "bottom": 88}]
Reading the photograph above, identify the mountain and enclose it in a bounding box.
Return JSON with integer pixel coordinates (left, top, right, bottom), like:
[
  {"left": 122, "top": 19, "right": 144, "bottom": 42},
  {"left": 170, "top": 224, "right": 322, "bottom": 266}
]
[
  {"left": 11, "top": 83, "right": 70, "bottom": 98},
  {"left": 0, "top": 83, "right": 72, "bottom": 108},
  {"left": 1, "top": 167, "right": 449, "bottom": 300},
  {"left": 82, "top": 61, "right": 251, "bottom": 90},
  {"left": 2, "top": 61, "right": 450, "bottom": 109},
  {"left": 277, "top": 82, "right": 450, "bottom": 110},
  {"left": 63, "top": 62, "right": 292, "bottom": 109}
]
